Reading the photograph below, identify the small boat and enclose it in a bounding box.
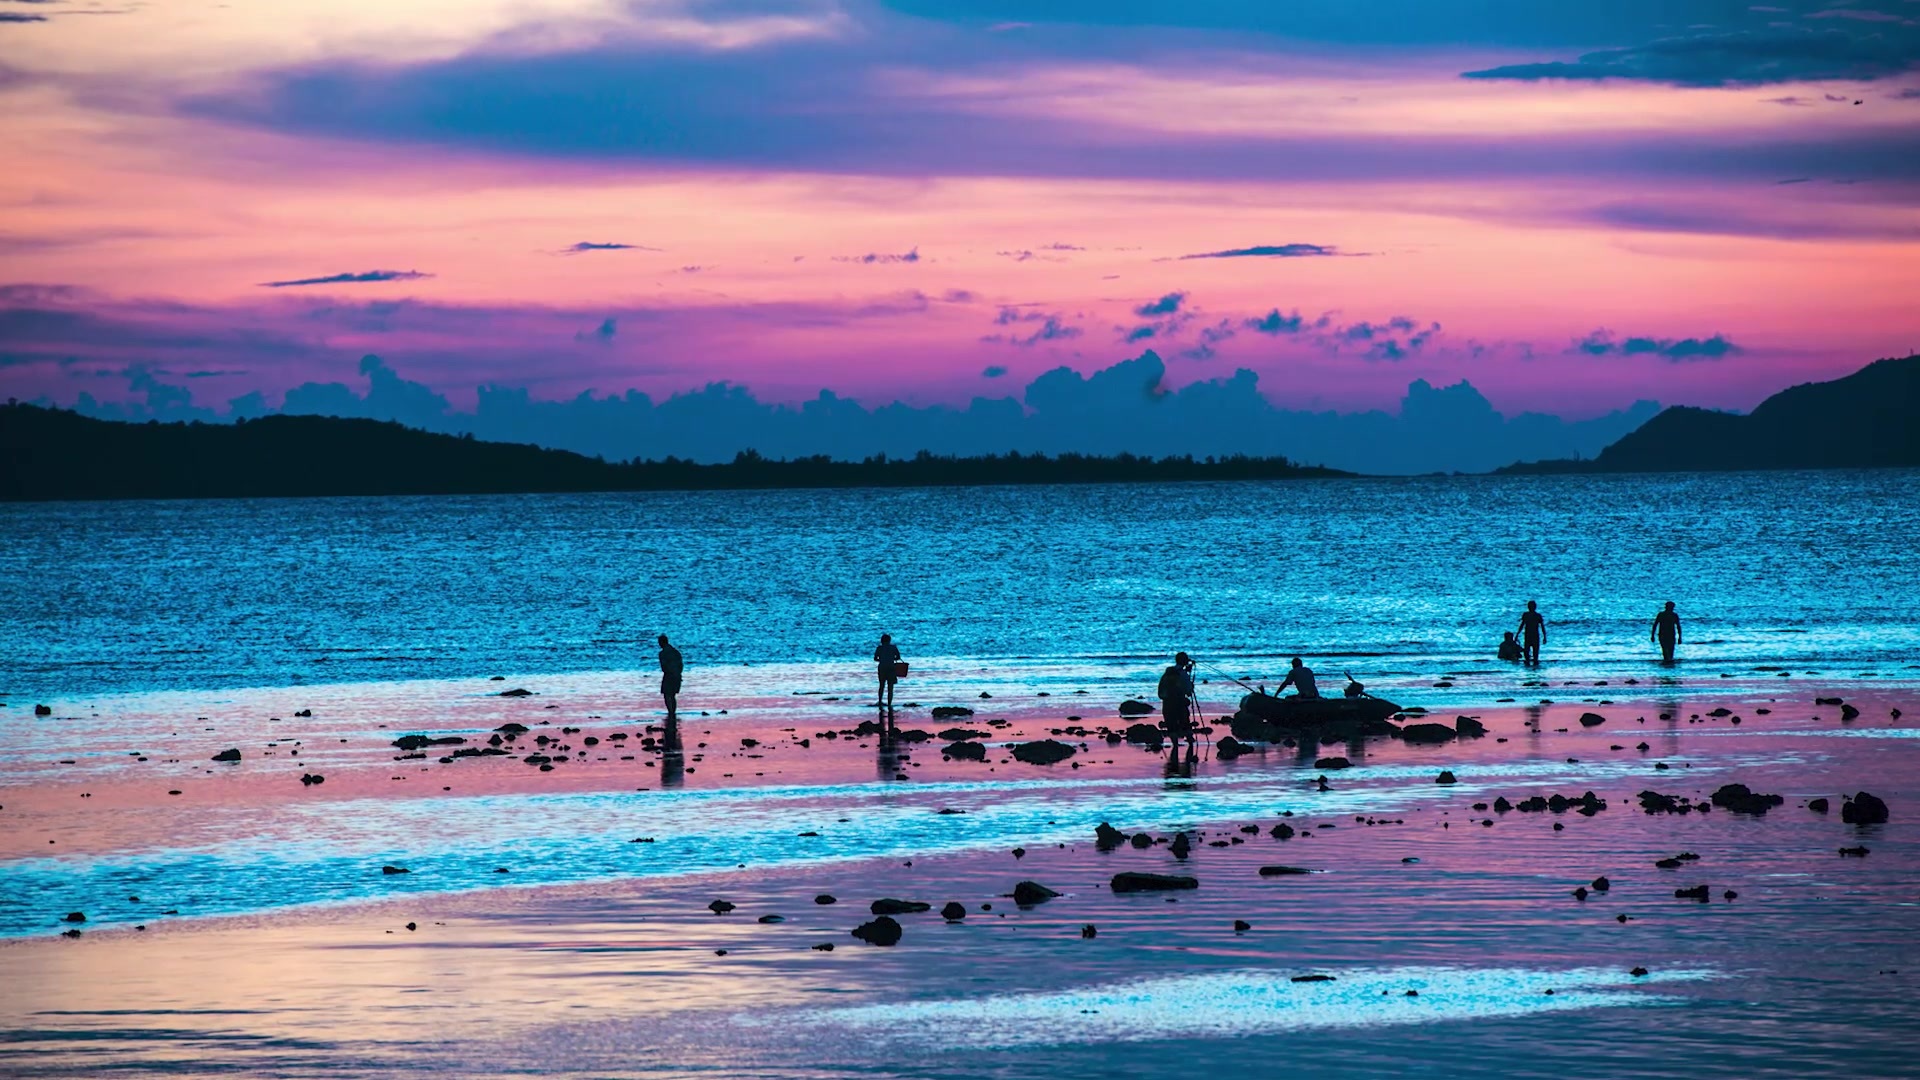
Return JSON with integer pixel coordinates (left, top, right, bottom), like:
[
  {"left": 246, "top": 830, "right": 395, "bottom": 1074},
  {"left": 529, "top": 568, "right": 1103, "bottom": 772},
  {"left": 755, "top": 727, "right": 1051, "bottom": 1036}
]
[{"left": 1229, "top": 691, "right": 1404, "bottom": 741}]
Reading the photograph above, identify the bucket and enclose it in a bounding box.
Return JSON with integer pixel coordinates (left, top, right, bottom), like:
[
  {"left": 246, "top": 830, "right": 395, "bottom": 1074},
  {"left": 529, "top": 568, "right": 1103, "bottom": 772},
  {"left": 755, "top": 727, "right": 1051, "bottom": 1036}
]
[{"left": 893, "top": 661, "right": 910, "bottom": 678}]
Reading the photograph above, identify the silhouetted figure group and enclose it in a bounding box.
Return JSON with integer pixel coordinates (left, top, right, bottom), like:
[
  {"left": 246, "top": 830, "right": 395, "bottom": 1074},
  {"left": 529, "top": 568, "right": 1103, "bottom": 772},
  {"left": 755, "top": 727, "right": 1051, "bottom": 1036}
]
[{"left": 1495, "top": 600, "right": 1684, "bottom": 664}]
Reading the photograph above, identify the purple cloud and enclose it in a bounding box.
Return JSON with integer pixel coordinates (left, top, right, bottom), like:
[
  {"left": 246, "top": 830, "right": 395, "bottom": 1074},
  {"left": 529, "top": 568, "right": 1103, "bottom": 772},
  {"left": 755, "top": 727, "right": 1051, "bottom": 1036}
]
[
  {"left": 260, "top": 270, "right": 433, "bottom": 288},
  {"left": 1179, "top": 243, "right": 1340, "bottom": 259}
]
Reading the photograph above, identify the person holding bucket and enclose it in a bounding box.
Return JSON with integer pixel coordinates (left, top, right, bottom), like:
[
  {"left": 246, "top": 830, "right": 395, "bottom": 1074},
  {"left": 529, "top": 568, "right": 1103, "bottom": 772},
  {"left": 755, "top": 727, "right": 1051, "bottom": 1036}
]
[{"left": 873, "top": 633, "right": 906, "bottom": 712}]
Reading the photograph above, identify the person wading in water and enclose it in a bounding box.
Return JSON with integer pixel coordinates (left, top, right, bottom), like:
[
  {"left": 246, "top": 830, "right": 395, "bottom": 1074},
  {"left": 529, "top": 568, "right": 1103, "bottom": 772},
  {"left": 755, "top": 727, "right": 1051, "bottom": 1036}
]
[
  {"left": 1158, "top": 652, "right": 1198, "bottom": 750},
  {"left": 656, "top": 634, "right": 684, "bottom": 722},
  {"left": 873, "top": 633, "right": 903, "bottom": 713},
  {"left": 1651, "top": 601, "right": 1683, "bottom": 662},
  {"left": 1517, "top": 600, "right": 1547, "bottom": 664}
]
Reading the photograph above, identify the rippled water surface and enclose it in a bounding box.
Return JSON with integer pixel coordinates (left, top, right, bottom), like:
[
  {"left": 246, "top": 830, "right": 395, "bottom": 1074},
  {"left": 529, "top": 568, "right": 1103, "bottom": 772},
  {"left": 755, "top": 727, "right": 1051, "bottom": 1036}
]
[{"left": 3, "top": 470, "right": 1918, "bottom": 698}]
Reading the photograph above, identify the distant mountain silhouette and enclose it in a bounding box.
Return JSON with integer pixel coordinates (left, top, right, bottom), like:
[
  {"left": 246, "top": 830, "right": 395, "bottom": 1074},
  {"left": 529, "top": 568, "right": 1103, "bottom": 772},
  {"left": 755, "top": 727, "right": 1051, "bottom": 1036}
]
[
  {"left": 0, "top": 405, "right": 1350, "bottom": 501},
  {"left": 1501, "top": 356, "right": 1920, "bottom": 474}
]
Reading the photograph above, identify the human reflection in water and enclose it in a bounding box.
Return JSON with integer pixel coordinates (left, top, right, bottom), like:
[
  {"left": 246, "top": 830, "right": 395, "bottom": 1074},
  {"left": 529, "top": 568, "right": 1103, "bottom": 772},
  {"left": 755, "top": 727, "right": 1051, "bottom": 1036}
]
[
  {"left": 875, "top": 723, "right": 902, "bottom": 782},
  {"left": 1164, "top": 738, "right": 1196, "bottom": 780},
  {"left": 1523, "top": 703, "right": 1546, "bottom": 735},
  {"left": 658, "top": 716, "right": 685, "bottom": 788}
]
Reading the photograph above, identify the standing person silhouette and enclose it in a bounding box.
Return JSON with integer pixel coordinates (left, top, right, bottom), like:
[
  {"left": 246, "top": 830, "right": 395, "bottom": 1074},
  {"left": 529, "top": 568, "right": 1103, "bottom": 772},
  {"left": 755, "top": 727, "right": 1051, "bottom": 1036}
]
[
  {"left": 873, "top": 633, "right": 902, "bottom": 712},
  {"left": 1157, "top": 652, "right": 1197, "bottom": 749},
  {"left": 1651, "top": 601, "right": 1683, "bottom": 662},
  {"left": 1517, "top": 601, "right": 1547, "bottom": 664},
  {"left": 656, "top": 634, "right": 684, "bottom": 721}
]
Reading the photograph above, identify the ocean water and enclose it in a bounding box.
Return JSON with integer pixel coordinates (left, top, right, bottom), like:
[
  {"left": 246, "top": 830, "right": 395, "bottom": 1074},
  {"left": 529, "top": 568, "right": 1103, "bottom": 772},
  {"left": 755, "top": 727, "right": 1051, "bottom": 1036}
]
[{"left": 3, "top": 470, "right": 1918, "bottom": 700}]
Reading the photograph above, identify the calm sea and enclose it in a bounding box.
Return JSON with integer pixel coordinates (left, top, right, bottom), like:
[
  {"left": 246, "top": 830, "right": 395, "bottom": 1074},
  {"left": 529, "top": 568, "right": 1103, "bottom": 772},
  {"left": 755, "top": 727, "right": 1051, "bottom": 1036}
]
[{"left": 3, "top": 470, "right": 1918, "bottom": 699}]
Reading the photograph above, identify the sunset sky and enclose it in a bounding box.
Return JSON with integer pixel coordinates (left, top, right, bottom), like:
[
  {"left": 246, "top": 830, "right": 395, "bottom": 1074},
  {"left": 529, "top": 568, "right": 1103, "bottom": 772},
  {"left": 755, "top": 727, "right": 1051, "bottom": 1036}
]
[{"left": 2, "top": 0, "right": 1918, "bottom": 422}]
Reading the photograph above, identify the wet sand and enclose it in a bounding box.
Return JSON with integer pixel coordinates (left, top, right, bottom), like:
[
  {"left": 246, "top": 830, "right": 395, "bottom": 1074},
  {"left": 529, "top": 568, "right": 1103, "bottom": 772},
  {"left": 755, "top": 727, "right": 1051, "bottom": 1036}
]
[{"left": 3, "top": 672, "right": 1916, "bottom": 1078}]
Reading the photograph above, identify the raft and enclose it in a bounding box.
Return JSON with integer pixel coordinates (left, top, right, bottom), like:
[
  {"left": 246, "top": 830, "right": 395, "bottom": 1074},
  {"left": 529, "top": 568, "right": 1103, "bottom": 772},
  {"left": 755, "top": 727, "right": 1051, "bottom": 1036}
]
[{"left": 1229, "top": 691, "right": 1404, "bottom": 742}]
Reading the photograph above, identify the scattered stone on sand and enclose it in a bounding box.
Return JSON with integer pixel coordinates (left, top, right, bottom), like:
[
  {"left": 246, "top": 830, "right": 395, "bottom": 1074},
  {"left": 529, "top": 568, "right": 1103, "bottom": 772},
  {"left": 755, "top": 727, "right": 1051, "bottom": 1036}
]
[
  {"left": 1258, "top": 866, "right": 1315, "bottom": 877},
  {"left": 708, "top": 900, "right": 736, "bottom": 914},
  {"left": 211, "top": 748, "right": 241, "bottom": 762},
  {"left": 1842, "top": 791, "right": 1889, "bottom": 824},
  {"left": 1578, "top": 712, "right": 1607, "bottom": 727},
  {"left": 869, "top": 898, "right": 931, "bottom": 915},
  {"left": 1215, "top": 736, "right": 1253, "bottom": 760},
  {"left": 941, "top": 902, "right": 967, "bottom": 920},
  {"left": 1117, "top": 699, "right": 1156, "bottom": 716},
  {"left": 1710, "top": 783, "right": 1785, "bottom": 815},
  {"left": 941, "top": 741, "right": 987, "bottom": 762},
  {"left": 1012, "top": 740, "right": 1076, "bottom": 765},
  {"left": 1434, "top": 770, "right": 1457, "bottom": 784},
  {"left": 852, "top": 916, "right": 903, "bottom": 946},
  {"left": 381, "top": 865, "right": 410, "bottom": 875},
  {"left": 1110, "top": 872, "right": 1199, "bottom": 893},
  {"left": 1012, "top": 881, "right": 1061, "bottom": 905}
]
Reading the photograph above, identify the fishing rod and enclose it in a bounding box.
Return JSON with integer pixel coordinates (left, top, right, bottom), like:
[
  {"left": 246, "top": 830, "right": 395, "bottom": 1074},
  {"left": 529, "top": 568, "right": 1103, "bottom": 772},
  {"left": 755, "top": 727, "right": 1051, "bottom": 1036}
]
[{"left": 1195, "top": 658, "right": 1260, "bottom": 695}]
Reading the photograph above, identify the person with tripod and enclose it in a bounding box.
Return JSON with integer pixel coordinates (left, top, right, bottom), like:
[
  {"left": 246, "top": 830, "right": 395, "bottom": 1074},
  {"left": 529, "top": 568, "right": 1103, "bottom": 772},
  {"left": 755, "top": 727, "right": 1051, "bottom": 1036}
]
[{"left": 1158, "top": 652, "right": 1198, "bottom": 750}]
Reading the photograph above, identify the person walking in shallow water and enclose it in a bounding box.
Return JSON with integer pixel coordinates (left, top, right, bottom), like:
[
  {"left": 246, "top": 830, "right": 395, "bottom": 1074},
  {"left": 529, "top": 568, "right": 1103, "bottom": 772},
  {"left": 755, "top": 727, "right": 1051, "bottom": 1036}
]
[
  {"left": 1157, "top": 652, "right": 1197, "bottom": 748},
  {"left": 872, "top": 633, "right": 902, "bottom": 712},
  {"left": 656, "top": 634, "right": 684, "bottom": 721},
  {"left": 1517, "top": 600, "right": 1547, "bottom": 664},
  {"left": 1651, "top": 601, "right": 1683, "bottom": 662}
]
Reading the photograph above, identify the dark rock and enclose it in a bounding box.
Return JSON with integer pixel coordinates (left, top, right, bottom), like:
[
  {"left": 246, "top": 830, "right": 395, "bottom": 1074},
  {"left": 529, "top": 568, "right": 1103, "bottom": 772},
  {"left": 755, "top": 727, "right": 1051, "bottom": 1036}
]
[
  {"left": 1710, "top": 783, "right": 1785, "bottom": 815},
  {"left": 1291, "top": 974, "right": 1335, "bottom": 983},
  {"left": 1434, "top": 770, "right": 1457, "bottom": 784},
  {"left": 1117, "top": 699, "right": 1156, "bottom": 716},
  {"left": 1578, "top": 712, "right": 1606, "bottom": 727},
  {"left": 1592, "top": 876, "right": 1611, "bottom": 891},
  {"left": 941, "top": 902, "right": 967, "bottom": 920},
  {"left": 498, "top": 688, "right": 533, "bottom": 697},
  {"left": 34, "top": 704, "right": 52, "bottom": 716},
  {"left": 1637, "top": 790, "right": 1693, "bottom": 814},
  {"left": 1314, "top": 756, "right": 1351, "bottom": 770},
  {"left": 1111, "top": 872, "right": 1198, "bottom": 893},
  {"left": 1455, "top": 716, "right": 1487, "bottom": 737},
  {"left": 382, "top": 865, "right": 410, "bottom": 875},
  {"left": 1215, "top": 736, "right": 1252, "bottom": 760},
  {"left": 1674, "top": 885, "right": 1710, "bottom": 901},
  {"left": 1081, "top": 924, "right": 1098, "bottom": 938},
  {"left": 1095, "top": 822, "right": 1128, "bottom": 850},
  {"left": 941, "top": 741, "right": 987, "bottom": 761},
  {"left": 1258, "top": 865, "right": 1314, "bottom": 877},
  {"left": 1492, "top": 796, "right": 1513, "bottom": 813},
  {"left": 758, "top": 914, "right": 785, "bottom": 923},
  {"left": 1630, "top": 967, "right": 1649, "bottom": 977},
  {"left": 211, "top": 748, "right": 241, "bottom": 763},
  {"left": 405, "top": 922, "right": 417, "bottom": 932},
  {"left": 392, "top": 734, "right": 465, "bottom": 751},
  {"left": 300, "top": 773, "right": 325, "bottom": 786},
  {"left": 494, "top": 723, "right": 529, "bottom": 735},
  {"left": 930, "top": 706, "right": 975, "bottom": 719},
  {"left": 1839, "top": 845, "right": 1870, "bottom": 857},
  {"left": 870, "top": 898, "right": 930, "bottom": 915},
  {"left": 1270, "top": 823, "right": 1295, "bottom": 839},
  {"left": 814, "top": 894, "right": 837, "bottom": 905},
  {"left": 1400, "top": 723, "right": 1457, "bottom": 744},
  {"left": 1842, "top": 791, "right": 1889, "bottom": 824},
  {"left": 61, "top": 929, "right": 81, "bottom": 938},
  {"left": 1012, "top": 740, "right": 1076, "bottom": 765},
  {"left": 852, "top": 916, "right": 903, "bottom": 946},
  {"left": 1655, "top": 858, "right": 1683, "bottom": 869},
  {"left": 1123, "top": 723, "right": 1165, "bottom": 744},
  {"left": 1723, "top": 890, "right": 1738, "bottom": 901},
  {"left": 1012, "top": 881, "right": 1061, "bottom": 905},
  {"left": 812, "top": 942, "right": 835, "bottom": 951},
  {"left": 1572, "top": 887, "right": 1588, "bottom": 900},
  {"left": 1233, "top": 919, "right": 1252, "bottom": 932},
  {"left": 938, "top": 727, "right": 988, "bottom": 741},
  {"left": 708, "top": 900, "right": 735, "bottom": 914},
  {"left": 1808, "top": 797, "right": 1830, "bottom": 813},
  {"left": 62, "top": 911, "right": 86, "bottom": 923},
  {"left": 1169, "top": 832, "right": 1191, "bottom": 859},
  {"left": 1815, "top": 696, "right": 1843, "bottom": 706}
]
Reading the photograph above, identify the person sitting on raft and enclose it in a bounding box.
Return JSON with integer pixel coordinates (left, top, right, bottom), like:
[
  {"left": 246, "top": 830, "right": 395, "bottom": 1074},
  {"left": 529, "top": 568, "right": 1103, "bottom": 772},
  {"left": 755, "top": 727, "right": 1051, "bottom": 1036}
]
[
  {"left": 1277, "top": 656, "right": 1320, "bottom": 699},
  {"left": 1497, "top": 631, "right": 1523, "bottom": 661}
]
